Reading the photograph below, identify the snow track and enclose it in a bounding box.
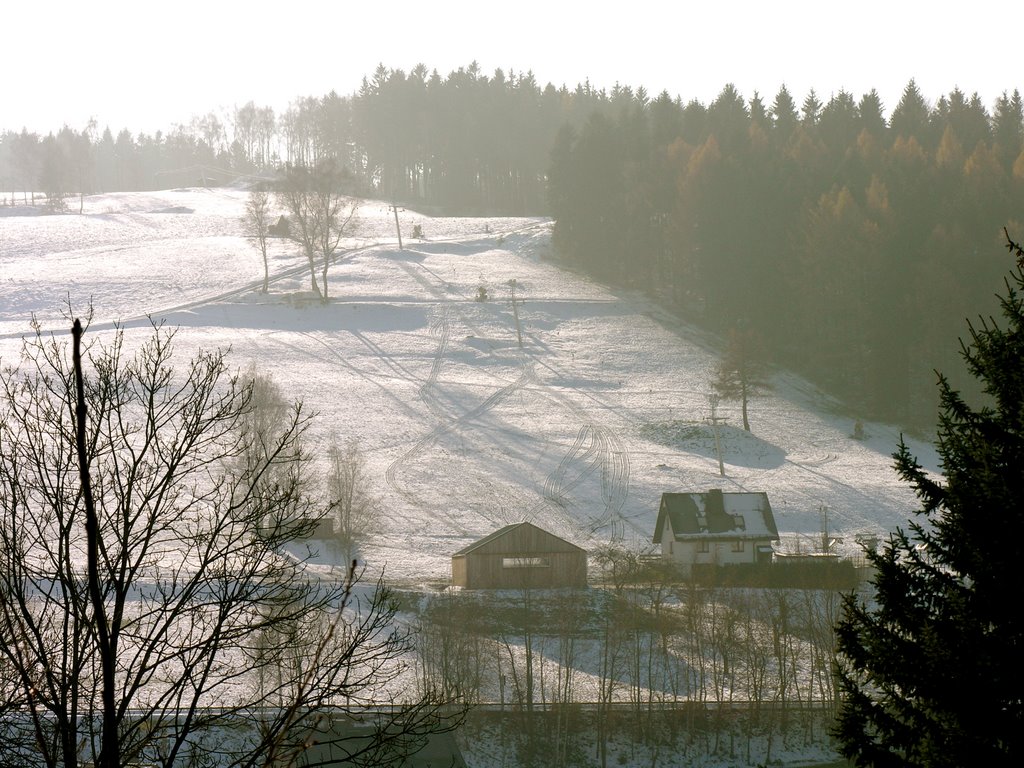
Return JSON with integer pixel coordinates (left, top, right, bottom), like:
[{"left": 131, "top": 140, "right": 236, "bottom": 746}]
[
  {"left": 383, "top": 363, "right": 534, "bottom": 529},
  {"left": 392, "top": 245, "right": 640, "bottom": 543}
]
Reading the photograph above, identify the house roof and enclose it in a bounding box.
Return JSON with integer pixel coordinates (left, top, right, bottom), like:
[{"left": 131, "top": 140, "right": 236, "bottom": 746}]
[
  {"left": 653, "top": 489, "right": 779, "bottom": 543},
  {"left": 453, "top": 521, "right": 585, "bottom": 557}
]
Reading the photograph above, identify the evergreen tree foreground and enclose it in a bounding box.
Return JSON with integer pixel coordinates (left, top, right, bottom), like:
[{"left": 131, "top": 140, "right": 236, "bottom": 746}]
[{"left": 834, "top": 230, "right": 1024, "bottom": 766}]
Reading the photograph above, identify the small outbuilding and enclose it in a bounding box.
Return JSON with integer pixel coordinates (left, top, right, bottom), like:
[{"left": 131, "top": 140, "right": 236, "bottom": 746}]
[
  {"left": 653, "top": 489, "right": 779, "bottom": 574},
  {"left": 452, "top": 522, "right": 587, "bottom": 589},
  {"left": 268, "top": 215, "right": 291, "bottom": 237}
]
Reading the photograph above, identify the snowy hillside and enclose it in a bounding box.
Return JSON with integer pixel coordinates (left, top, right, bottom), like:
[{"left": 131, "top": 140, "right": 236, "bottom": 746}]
[{"left": 0, "top": 187, "right": 940, "bottom": 583}]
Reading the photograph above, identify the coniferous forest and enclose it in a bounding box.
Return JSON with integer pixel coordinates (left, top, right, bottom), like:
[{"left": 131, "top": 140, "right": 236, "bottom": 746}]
[
  {"left": 549, "top": 80, "right": 1024, "bottom": 425},
  {"left": 3, "top": 65, "right": 1021, "bottom": 426}
]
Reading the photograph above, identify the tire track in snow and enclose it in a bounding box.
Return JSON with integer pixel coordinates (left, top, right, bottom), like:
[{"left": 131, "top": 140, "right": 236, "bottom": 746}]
[
  {"left": 346, "top": 327, "right": 422, "bottom": 390},
  {"left": 384, "top": 363, "right": 535, "bottom": 528},
  {"left": 525, "top": 378, "right": 637, "bottom": 541},
  {"left": 394, "top": 259, "right": 511, "bottom": 349},
  {"left": 592, "top": 425, "right": 632, "bottom": 539},
  {"left": 399, "top": 219, "right": 551, "bottom": 253},
  {"left": 395, "top": 250, "right": 638, "bottom": 541},
  {"left": 386, "top": 257, "right": 542, "bottom": 526},
  {"left": 786, "top": 452, "right": 838, "bottom": 467},
  {"left": 257, "top": 330, "right": 424, "bottom": 439},
  {"left": 542, "top": 425, "right": 601, "bottom": 506},
  {"left": 420, "top": 305, "right": 452, "bottom": 422}
]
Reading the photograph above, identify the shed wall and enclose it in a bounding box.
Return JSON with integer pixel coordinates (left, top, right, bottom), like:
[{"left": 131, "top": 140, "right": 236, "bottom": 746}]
[
  {"left": 452, "top": 555, "right": 469, "bottom": 587},
  {"left": 461, "top": 551, "right": 586, "bottom": 589}
]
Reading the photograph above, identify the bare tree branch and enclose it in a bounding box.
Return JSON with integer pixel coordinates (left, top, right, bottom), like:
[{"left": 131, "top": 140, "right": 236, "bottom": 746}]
[{"left": 0, "top": 321, "right": 462, "bottom": 768}]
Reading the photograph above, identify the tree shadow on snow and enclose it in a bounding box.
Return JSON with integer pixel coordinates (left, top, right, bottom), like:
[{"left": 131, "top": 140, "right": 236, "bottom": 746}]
[{"left": 639, "top": 421, "right": 786, "bottom": 469}]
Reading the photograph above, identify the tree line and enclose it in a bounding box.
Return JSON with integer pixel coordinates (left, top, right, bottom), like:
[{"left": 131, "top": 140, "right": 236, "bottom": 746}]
[
  {"left": 0, "top": 62, "right": 610, "bottom": 215},
  {"left": 548, "top": 80, "right": 1024, "bottom": 424}
]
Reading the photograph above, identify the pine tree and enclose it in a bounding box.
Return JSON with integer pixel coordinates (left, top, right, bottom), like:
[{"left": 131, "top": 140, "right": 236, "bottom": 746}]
[
  {"left": 833, "top": 231, "right": 1024, "bottom": 767},
  {"left": 890, "top": 79, "right": 932, "bottom": 145}
]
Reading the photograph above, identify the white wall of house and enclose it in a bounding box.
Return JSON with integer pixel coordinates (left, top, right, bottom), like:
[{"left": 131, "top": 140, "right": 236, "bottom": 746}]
[{"left": 661, "top": 516, "right": 759, "bottom": 572}]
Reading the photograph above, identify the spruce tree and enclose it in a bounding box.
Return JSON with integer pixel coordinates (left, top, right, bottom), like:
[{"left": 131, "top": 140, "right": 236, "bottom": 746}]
[{"left": 834, "top": 231, "right": 1024, "bottom": 767}]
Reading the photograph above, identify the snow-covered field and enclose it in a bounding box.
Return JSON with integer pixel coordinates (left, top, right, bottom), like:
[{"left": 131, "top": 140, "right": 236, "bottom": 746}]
[{"left": 0, "top": 187, "right": 939, "bottom": 585}]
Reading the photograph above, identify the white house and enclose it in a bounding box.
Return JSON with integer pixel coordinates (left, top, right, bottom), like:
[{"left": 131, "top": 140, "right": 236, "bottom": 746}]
[{"left": 653, "top": 489, "right": 779, "bottom": 574}]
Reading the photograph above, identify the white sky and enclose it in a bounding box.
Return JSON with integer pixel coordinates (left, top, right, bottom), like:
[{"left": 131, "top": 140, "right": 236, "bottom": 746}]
[{"left": 3, "top": 0, "right": 1020, "bottom": 136}]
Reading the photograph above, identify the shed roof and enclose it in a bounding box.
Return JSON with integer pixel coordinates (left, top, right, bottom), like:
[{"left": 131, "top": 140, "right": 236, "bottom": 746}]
[
  {"left": 453, "top": 521, "right": 585, "bottom": 556},
  {"left": 653, "top": 489, "right": 779, "bottom": 543}
]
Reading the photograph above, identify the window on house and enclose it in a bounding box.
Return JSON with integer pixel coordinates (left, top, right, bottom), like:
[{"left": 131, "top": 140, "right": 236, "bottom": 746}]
[
  {"left": 502, "top": 557, "right": 551, "bottom": 568},
  {"left": 697, "top": 540, "right": 709, "bottom": 553},
  {"left": 731, "top": 540, "right": 745, "bottom": 553}
]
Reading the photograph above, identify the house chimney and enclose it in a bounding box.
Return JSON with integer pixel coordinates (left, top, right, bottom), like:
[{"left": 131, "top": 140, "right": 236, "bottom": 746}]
[{"left": 705, "top": 488, "right": 729, "bottom": 531}]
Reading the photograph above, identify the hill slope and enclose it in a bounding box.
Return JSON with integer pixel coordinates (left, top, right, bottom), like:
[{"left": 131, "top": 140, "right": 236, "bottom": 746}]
[{"left": 0, "top": 187, "right": 939, "bottom": 582}]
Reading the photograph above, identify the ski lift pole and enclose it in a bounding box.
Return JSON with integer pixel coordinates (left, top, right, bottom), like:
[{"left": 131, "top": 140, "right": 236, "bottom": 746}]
[
  {"left": 390, "top": 200, "right": 403, "bottom": 251},
  {"left": 708, "top": 394, "right": 725, "bottom": 477},
  {"left": 508, "top": 279, "right": 523, "bottom": 348}
]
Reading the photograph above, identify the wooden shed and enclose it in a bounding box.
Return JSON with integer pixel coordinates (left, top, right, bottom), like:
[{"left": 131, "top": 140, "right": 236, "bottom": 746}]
[{"left": 451, "top": 522, "right": 587, "bottom": 589}]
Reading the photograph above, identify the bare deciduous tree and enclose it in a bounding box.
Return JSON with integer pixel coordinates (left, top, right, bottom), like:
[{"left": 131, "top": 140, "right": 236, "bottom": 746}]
[
  {"left": 244, "top": 185, "right": 273, "bottom": 293},
  {"left": 415, "top": 591, "right": 489, "bottom": 707},
  {"left": 326, "top": 438, "right": 377, "bottom": 564},
  {"left": 0, "top": 319, "right": 460, "bottom": 768},
  {"left": 276, "top": 162, "right": 359, "bottom": 302},
  {"left": 712, "top": 326, "right": 771, "bottom": 432}
]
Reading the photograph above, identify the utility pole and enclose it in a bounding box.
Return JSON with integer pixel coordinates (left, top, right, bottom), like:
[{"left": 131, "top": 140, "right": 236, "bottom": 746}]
[
  {"left": 706, "top": 394, "right": 726, "bottom": 477},
  {"left": 389, "top": 201, "right": 403, "bottom": 250},
  {"left": 507, "top": 279, "right": 523, "bottom": 348}
]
